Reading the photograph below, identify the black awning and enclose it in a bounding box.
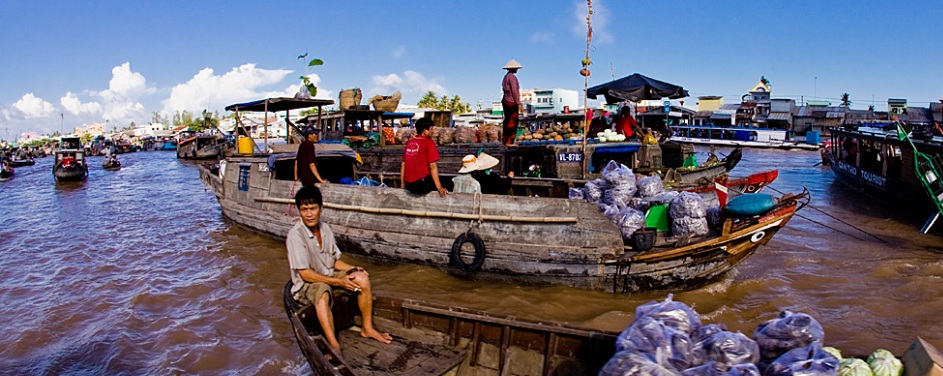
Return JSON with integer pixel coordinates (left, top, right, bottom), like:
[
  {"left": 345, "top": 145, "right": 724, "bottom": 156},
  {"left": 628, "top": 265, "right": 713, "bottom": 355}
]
[{"left": 225, "top": 97, "right": 335, "bottom": 112}]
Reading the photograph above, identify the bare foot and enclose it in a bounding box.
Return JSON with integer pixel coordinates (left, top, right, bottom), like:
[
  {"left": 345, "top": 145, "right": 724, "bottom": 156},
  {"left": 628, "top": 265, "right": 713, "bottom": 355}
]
[{"left": 361, "top": 328, "right": 393, "bottom": 344}]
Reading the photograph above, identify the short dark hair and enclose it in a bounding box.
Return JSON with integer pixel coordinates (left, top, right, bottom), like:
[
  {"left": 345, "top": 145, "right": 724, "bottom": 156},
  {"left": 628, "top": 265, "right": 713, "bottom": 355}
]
[
  {"left": 415, "top": 118, "right": 434, "bottom": 134},
  {"left": 295, "top": 185, "right": 323, "bottom": 208}
]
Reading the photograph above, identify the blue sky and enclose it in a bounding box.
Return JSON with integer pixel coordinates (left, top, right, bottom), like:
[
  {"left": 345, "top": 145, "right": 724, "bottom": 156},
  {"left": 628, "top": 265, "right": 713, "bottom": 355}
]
[{"left": 2, "top": 0, "right": 942, "bottom": 139}]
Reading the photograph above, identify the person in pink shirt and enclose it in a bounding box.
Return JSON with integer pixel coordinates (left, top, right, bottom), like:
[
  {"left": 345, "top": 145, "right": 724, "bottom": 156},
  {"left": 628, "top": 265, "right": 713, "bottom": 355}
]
[{"left": 501, "top": 59, "right": 522, "bottom": 145}]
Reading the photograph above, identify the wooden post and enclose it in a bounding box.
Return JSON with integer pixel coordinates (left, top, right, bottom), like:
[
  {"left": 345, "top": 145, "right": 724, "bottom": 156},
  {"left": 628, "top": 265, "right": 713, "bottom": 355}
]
[{"left": 263, "top": 100, "right": 269, "bottom": 154}]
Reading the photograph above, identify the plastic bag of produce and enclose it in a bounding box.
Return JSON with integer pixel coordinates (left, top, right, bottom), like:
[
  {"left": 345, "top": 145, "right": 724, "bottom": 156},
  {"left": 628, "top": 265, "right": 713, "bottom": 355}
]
[
  {"left": 396, "top": 128, "right": 417, "bottom": 144},
  {"left": 682, "top": 361, "right": 726, "bottom": 376},
  {"left": 584, "top": 178, "right": 609, "bottom": 203},
  {"left": 706, "top": 206, "right": 723, "bottom": 229},
  {"left": 436, "top": 127, "right": 456, "bottom": 145},
  {"left": 692, "top": 323, "right": 728, "bottom": 343},
  {"left": 608, "top": 183, "right": 639, "bottom": 208},
  {"left": 701, "top": 331, "right": 760, "bottom": 366},
  {"left": 618, "top": 208, "right": 646, "bottom": 240},
  {"left": 642, "top": 191, "right": 680, "bottom": 209},
  {"left": 602, "top": 160, "right": 636, "bottom": 186},
  {"left": 600, "top": 350, "right": 682, "bottom": 376},
  {"left": 634, "top": 294, "right": 702, "bottom": 335},
  {"left": 568, "top": 187, "right": 586, "bottom": 200},
  {"left": 670, "top": 191, "right": 708, "bottom": 219},
  {"left": 603, "top": 204, "right": 623, "bottom": 222},
  {"left": 763, "top": 343, "right": 840, "bottom": 376},
  {"left": 672, "top": 216, "right": 709, "bottom": 237},
  {"left": 866, "top": 349, "right": 901, "bottom": 376},
  {"left": 725, "top": 363, "right": 761, "bottom": 376},
  {"left": 615, "top": 316, "right": 694, "bottom": 370},
  {"left": 753, "top": 311, "right": 825, "bottom": 362},
  {"left": 839, "top": 358, "right": 873, "bottom": 376},
  {"left": 454, "top": 126, "right": 477, "bottom": 143},
  {"left": 637, "top": 175, "right": 665, "bottom": 198}
]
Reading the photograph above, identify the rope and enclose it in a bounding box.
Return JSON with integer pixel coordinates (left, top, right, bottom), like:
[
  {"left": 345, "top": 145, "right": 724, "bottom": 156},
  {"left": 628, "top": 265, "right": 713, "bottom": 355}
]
[{"left": 766, "top": 185, "right": 888, "bottom": 243}]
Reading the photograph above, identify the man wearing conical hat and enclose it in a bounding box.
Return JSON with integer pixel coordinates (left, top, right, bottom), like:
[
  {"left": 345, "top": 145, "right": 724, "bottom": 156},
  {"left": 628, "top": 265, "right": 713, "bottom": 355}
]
[{"left": 501, "top": 59, "right": 523, "bottom": 146}]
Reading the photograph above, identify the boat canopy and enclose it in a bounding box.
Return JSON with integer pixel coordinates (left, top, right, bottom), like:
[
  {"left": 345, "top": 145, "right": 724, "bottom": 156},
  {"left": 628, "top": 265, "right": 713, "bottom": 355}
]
[
  {"left": 587, "top": 73, "right": 689, "bottom": 103},
  {"left": 225, "top": 97, "right": 335, "bottom": 113}
]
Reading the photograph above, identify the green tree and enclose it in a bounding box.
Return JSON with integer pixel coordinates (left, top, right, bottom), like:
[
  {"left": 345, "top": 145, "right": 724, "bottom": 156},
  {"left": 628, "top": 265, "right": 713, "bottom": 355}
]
[
  {"left": 868, "top": 105, "right": 875, "bottom": 111},
  {"left": 760, "top": 76, "right": 770, "bottom": 87},
  {"left": 80, "top": 134, "right": 93, "bottom": 144},
  {"left": 840, "top": 93, "right": 852, "bottom": 107},
  {"left": 416, "top": 91, "right": 471, "bottom": 113},
  {"left": 151, "top": 111, "right": 169, "bottom": 125},
  {"left": 417, "top": 91, "right": 439, "bottom": 108}
]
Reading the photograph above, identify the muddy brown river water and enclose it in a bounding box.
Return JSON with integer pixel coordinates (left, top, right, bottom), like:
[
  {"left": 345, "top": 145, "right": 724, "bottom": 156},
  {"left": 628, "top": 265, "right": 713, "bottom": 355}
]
[{"left": 1, "top": 147, "right": 941, "bottom": 374}]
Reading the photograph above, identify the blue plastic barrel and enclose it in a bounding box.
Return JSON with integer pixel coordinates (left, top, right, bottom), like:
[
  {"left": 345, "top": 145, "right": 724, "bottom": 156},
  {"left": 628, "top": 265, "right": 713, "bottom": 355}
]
[
  {"left": 726, "top": 193, "right": 775, "bottom": 217},
  {"left": 806, "top": 131, "right": 820, "bottom": 145}
]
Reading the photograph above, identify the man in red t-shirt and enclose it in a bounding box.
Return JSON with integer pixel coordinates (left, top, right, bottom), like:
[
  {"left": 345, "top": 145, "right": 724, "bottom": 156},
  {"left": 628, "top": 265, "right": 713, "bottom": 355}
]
[{"left": 400, "top": 118, "right": 447, "bottom": 197}]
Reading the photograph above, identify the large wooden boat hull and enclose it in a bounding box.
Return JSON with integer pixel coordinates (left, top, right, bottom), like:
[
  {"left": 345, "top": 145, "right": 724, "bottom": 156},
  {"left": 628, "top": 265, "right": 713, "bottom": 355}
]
[
  {"left": 200, "top": 156, "right": 799, "bottom": 293},
  {"left": 283, "top": 282, "right": 617, "bottom": 375}
]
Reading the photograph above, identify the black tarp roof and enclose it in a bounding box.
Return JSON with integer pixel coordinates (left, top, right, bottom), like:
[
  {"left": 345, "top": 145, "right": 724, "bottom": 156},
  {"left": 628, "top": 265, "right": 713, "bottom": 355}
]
[
  {"left": 587, "top": 73, "right": 689, "bottom": 103},
  {"left": 225, "top": 97, "right": 334, "bottom": 112}
]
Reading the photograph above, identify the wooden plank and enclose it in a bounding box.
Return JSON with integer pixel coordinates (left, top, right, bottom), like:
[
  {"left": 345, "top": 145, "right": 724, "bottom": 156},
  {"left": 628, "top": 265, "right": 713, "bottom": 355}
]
[{"left": 338, "top": 328, "right": 465, "bottom": 376}]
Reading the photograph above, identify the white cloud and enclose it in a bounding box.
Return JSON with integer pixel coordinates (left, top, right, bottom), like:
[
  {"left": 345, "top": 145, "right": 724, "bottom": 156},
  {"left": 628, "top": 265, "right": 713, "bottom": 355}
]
[
  {"left": 161, "top": 64, "right": 299, "bottom": 115},
  {"left": 60, "top": 92, "right": 102, "bottom": 115},
  {"left": 392, "top": 46, "right": 406, "bottom": 59},
  {"left": 572, "top": 0, "right": 612, "bottom": 45},
  {"left": 370, "top": 70, "right": 447, "bottom": 99},
  {"left": 531, "top": 32, "right": 554, "bottom": 44},
  {"left": 12, "top": 93, "right": 57, "bottom": 118},
  {"left": 95, "top": 62, "right": 155, "bottom": 123}
]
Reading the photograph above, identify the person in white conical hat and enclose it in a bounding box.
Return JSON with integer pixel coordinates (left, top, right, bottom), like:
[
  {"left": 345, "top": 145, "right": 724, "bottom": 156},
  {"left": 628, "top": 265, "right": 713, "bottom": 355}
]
[
  {"left": 452, "top": 154, "right": 484, "bottom": 193},
  {"left": 468, "top": 152, "right": 514, "bottom": 195},
  {"left": 501, "top": 59, "right": 523, "bottom": 146}
]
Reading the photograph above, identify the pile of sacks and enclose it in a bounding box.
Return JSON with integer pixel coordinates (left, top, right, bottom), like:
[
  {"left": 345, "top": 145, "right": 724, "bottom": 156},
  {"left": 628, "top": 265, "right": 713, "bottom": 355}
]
[
  {"left": 601, "top": 295, "right": 901, "bottom": 376},
  {"left": 569, "top": 161, "right": 716, "bottom": 242}
]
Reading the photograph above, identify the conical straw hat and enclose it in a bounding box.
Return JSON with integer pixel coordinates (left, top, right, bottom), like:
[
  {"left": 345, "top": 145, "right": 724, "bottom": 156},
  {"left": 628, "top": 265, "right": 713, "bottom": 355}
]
[{"left": 502, "top": 59, "right": 523, "bottom": 70}]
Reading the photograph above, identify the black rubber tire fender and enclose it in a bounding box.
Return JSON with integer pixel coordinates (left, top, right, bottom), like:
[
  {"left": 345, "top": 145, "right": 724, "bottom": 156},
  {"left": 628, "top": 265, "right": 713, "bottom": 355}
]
[{"left": 450, "top": 232, "right": 486, "bottom": 272}]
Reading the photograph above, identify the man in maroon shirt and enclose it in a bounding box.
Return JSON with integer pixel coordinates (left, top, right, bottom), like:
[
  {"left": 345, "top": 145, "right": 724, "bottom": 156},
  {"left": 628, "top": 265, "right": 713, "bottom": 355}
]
[
  {"left": 501, "top": 59, "right": 522, "bottom": 145},
  {"left": 295, "top": 126, "right": 328, "bottom": 187},
  {"left": 400, "top": 118, "right": 447, "bottom": 197}
]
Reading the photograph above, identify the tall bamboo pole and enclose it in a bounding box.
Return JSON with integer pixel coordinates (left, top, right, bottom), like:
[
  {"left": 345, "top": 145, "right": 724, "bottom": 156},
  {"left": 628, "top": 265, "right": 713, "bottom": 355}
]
[{"left": 580, "top": 0, "right": 594, "bottom": 179}]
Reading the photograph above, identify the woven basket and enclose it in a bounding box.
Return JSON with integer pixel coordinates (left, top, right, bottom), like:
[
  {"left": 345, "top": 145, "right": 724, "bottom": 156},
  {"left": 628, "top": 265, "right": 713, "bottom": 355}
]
[
  {"left": 369, "top": 91, "right": 401, "bottom": 112},
  {"left": 339, "top": 88, "right": 362, "bottom": 110}
]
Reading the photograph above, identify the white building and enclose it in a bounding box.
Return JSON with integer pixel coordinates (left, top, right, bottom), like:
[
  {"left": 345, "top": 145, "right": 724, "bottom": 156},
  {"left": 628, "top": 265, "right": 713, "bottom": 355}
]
[{"left": 533, "top": 88, "right": 579, "bottom": 115}]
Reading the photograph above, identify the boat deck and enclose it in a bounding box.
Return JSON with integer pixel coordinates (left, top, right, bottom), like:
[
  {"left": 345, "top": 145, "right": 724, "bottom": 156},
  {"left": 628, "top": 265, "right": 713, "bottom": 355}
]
[{"left": 335, "top": 321, "right": 466, "bottom": 375}]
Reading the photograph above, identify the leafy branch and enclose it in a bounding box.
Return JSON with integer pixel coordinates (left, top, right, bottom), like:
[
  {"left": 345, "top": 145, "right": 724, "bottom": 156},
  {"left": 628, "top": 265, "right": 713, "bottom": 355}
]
[{"left": 297, "top": 53, "right": 324, "bottom": 97}]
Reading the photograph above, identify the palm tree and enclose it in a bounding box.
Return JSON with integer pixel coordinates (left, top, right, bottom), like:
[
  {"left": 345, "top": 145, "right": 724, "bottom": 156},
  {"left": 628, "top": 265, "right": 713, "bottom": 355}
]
[
  {"left": 840, "top": 93, "right": 852, "bottom": 107},
  {"left": 760, "top": 76, "right": 771, "bottom": 87}
]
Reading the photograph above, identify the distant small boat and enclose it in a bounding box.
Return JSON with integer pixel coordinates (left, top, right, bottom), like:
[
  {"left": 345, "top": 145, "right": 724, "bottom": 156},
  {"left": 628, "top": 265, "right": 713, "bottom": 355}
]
[
  {"left": 9, "top": 159, "right": 34, "bottom": 167},
  {"left": 671, "top": 125, "right": 820, "bottom": 150},
  {"left": 102, "top": 158, "right": 121, "bottom": 171}
]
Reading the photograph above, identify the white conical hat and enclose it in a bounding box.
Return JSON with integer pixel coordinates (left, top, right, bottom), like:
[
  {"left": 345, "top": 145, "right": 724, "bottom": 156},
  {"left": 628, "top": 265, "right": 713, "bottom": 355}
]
[{"left": 503, "top": 59, "right": 523, "bottom": 70}]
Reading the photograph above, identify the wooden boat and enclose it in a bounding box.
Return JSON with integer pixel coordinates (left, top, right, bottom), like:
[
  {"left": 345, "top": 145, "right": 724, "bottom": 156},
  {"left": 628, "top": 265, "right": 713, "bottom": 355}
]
[
  {"left": 53, "top": 136, "right": 89, "bottom": 182},
  {"left": 204, "top": 97, "right": 803, "bottom": 292},
  {"left": 679, "top": 169, "right": 779, "bottom": 207},
  {"left": 176, "top": 131, "right": 230, "bottom": 159},
  {"left": 282, "top": 282, "right": 618, "bottom": 375},
  {"left": 102, "top": 158, "right": 121, "bottom": 170},
  {"left": 201, "top": 142, "right": 805, "bottom": 292},
  {"left": 671, "top": 125, "right": 820, "bottom": 150},
  {"left": 9, "top": 159, "right": 35, "bottom": 167},
  {"left": 827, "top": 121, "right": 943, "bottom": 232}
]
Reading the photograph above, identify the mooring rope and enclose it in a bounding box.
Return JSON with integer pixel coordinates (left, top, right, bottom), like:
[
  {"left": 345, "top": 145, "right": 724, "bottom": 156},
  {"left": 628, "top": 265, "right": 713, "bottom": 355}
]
[{"left": 766, "top": 185, "right": 887, "bottom": 243}]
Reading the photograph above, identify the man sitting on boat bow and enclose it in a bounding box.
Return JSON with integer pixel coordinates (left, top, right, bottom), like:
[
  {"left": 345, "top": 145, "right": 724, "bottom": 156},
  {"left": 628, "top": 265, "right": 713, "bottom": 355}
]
[{"left": 287, "top": 186, "right": 392, "bottom": 354}]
